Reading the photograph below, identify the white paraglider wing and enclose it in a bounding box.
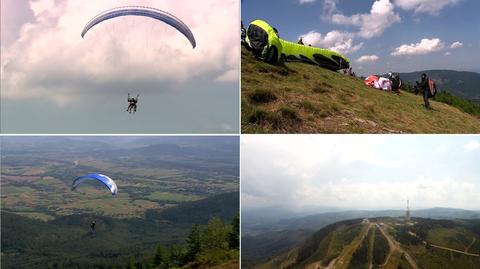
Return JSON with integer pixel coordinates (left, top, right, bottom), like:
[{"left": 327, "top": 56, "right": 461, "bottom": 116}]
[{"left": 81, "top": 6, "right": 196, "bottom": 48}]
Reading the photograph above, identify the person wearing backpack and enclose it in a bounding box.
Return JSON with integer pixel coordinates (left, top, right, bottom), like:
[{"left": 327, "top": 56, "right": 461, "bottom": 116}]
[{"left": 416, "top": 73, "right": 433, "bottom": 109}]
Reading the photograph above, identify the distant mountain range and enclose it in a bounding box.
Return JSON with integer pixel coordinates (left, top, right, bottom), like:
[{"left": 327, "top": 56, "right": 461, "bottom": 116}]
[
  {"left": 243, "top": 207, "right": 480, "bottom": 235},
  {"left": 399, "top": 70, "right": 480, "bottom": 100}
]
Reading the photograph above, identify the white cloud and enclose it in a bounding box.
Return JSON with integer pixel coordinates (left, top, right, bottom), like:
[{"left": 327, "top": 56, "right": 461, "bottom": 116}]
[
  {"left": 215, "top": 69, "right": 238, "bottom": 82},
  {"left": 298, "top": 176, "right": 479, "bottom": 210},
  {"left": 242, "top": 136, "right": 480, "bottom": 211},
  {"left": 450, "top": 41, "right": 463, "bottom": 49},
  {"left": 464, "top": 140, "right": 480, "bottom": 151},
  {"left": 356, "top": 55, "right": 379, "bottom": 63},
  {"left": 394, "top": 0, "right": 460, "bottom": 15},
  {"left": 1, "top": 0, "right": 239, "bottom": 104},
  {"left": 299, "top": 0, "right": 316, "bottom": 4},
  {"left": 322, "top": 0, "right": 339, "bottom": 20},
  {"left": 391, "top": 38, "right": 445, "bottom": 56},
  {"left": 301, "top": 30, "right": 363, "bottom": 54},
  {"left": 330, "top": 0, "right": 401, "bottom": 39}
]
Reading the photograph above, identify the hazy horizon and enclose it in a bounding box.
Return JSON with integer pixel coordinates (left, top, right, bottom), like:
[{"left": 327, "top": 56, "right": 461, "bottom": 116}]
[{"left": 242, "top": 204, "right": 480, "bottom": 213}]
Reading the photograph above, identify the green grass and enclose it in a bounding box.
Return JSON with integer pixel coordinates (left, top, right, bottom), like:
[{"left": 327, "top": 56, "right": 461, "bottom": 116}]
[
  {"left": 241, "top": 47, "right": 480, "bottom": 133},
  {"left": 15, "top": 212, "right": 55, "bottom": 221},
  {"left": 2, "top": 156, "right": 236, "bottom": 220},
  {"left": 427, "top": 227, "right": 476, "bottom": 251},
  {"left": 2, "top": 186, "right": 36, "bottom": 195},
  {"left": 406, "top": 244, "right": 480, "bottom": 269},
  {"left": 148, "top": 191, "right": 202, "bottom": 202}
]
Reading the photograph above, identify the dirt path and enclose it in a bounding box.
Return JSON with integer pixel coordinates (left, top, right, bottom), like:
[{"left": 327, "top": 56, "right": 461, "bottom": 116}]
[
  {"left": 428, "top": 243, "right": 480, "bottom": 257},
  {"left": 376, "top": 224, "right": 399, "bottom": 267},
  {"left": 377, "top": 223, "right": 419, "bottom": 269},
  {"left": 465, "top": 236, "right": 476, "bottom": 253},
  {"left": 330, "top": 221, "right": 373, "bottom": 269},
  {"left": 305, "top": 220, "right": 372, "bottom": 269}
]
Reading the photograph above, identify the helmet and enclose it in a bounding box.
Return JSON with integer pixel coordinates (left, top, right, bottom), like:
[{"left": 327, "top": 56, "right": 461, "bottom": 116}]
[
  {"left": 388, "top": 72, "right": 393, "bottom": 78},
  {"left": 421, "top": 73, "right": 427, "bottom": 79}
]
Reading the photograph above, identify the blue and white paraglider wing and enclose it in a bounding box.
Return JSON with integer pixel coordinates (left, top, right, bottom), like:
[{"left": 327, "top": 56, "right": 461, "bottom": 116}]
[
  {"left": 71, "top": 173, "right": 118, "bottom": 195},
  {"left": 81, "top": 6, "right": 196, "bottom": 48}
]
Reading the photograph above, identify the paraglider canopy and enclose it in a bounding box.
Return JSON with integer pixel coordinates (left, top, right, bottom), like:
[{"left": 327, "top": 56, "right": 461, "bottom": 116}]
[
  {"left": 245, "top": 19, "right": 350, "bottom": 70},
  {"left": 81, "top": 6, "right": 196, "bottom": 48},
  {"left": 71, "top": 173, "right": 118, "bottom": 195}
]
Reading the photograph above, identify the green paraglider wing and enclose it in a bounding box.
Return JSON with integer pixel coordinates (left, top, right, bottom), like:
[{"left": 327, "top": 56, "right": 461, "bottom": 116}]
[
  {"left": 245, "top": 19, "right": 349, "bottom": 70},
  {"left": 81, "top": 6, "right": 196, "bottom": 48},
  {"left": 280, "top": 39, "right": 350, "bottom": 71}
]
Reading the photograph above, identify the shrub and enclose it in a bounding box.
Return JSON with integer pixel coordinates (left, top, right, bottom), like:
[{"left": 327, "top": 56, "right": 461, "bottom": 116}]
[{"left": 248, "top": 89, "right": 277, "bottom": 104}]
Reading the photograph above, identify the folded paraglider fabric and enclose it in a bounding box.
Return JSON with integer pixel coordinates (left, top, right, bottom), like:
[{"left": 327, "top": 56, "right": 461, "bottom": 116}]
[
  {"left": 365, "top": 75, "right": 379, "bottom": 88},
  {"left": 376, "top": 77, "right": 392, "bottom": 91},
  {"left": 364, "top": 75, "right": 393, "bottom": 91},
  {"left": 245, "top": 19, "right": 350, "bottom": 71}
]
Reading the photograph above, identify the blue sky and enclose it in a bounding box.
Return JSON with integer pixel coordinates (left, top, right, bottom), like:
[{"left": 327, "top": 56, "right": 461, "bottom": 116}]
[
  {"left": 1, "top": 0, "right": 239, "bottom": 133},
  {"left": 242, "top": 135, "right": 480, "bottom": 210},
  {"left": 242, "top": 0, "right": 480, "bottom": 76}
]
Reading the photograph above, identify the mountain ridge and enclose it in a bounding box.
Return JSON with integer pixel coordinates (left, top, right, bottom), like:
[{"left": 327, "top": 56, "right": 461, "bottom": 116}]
[{"left": 399, "top": 69, "right": 480, "bottom": 100}]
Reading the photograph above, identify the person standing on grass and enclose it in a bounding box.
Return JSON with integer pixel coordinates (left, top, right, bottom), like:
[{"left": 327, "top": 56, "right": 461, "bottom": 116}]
[{"left": 416, "top": 73, "right": 432, "bottom": 109}]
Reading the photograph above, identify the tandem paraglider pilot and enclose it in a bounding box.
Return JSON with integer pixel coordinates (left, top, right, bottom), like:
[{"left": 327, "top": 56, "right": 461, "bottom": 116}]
[{"left": 127, "top": 93, "right": 139, "bottom": 114}]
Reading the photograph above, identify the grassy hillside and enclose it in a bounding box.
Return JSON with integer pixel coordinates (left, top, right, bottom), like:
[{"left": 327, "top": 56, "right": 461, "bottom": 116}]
[
  {"left": 241, "top": 47, "right": 480, "bottom": 133},
  {"left": 242, "top": 230, "right": 313, "bottom": 268}
]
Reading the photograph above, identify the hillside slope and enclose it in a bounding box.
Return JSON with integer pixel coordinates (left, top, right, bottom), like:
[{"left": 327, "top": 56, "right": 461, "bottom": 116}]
[{"left": 241, "top": 47, "right": 480, "bottom": 133}]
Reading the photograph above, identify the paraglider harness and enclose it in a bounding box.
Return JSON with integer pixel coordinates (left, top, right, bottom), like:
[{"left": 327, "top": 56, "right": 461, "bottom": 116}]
[
  {"left": 241, "top": 21, "right": 247, "bottom": 46},
  {"left": 127, "top": 93, "right": 139, "bottom": 114},
  {"left": 245, "top": 20, "right": 282, "bottom": 63},
  {"left": 414, "top": 77, "right": 436, "bottom": 97}
]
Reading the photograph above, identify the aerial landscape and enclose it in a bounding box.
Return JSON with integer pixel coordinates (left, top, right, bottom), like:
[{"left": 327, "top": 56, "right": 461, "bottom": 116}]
[
  {"left": 241, "top": 135, "right": 480, "bottom": 269},
  {"left": 1, "top": 136, "right": 239, "bottom": 268}
]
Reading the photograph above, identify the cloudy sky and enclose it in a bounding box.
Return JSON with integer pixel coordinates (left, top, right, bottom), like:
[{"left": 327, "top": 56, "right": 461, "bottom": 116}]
[
  {"left": 242, "top": 135, "right": 480, "bottom": 211},
  {"left": 1, "top": 0, "right": 239, "bottom": 133},
  {"left": 242, "top": 0, "right": 480, "bottom": 76}
]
